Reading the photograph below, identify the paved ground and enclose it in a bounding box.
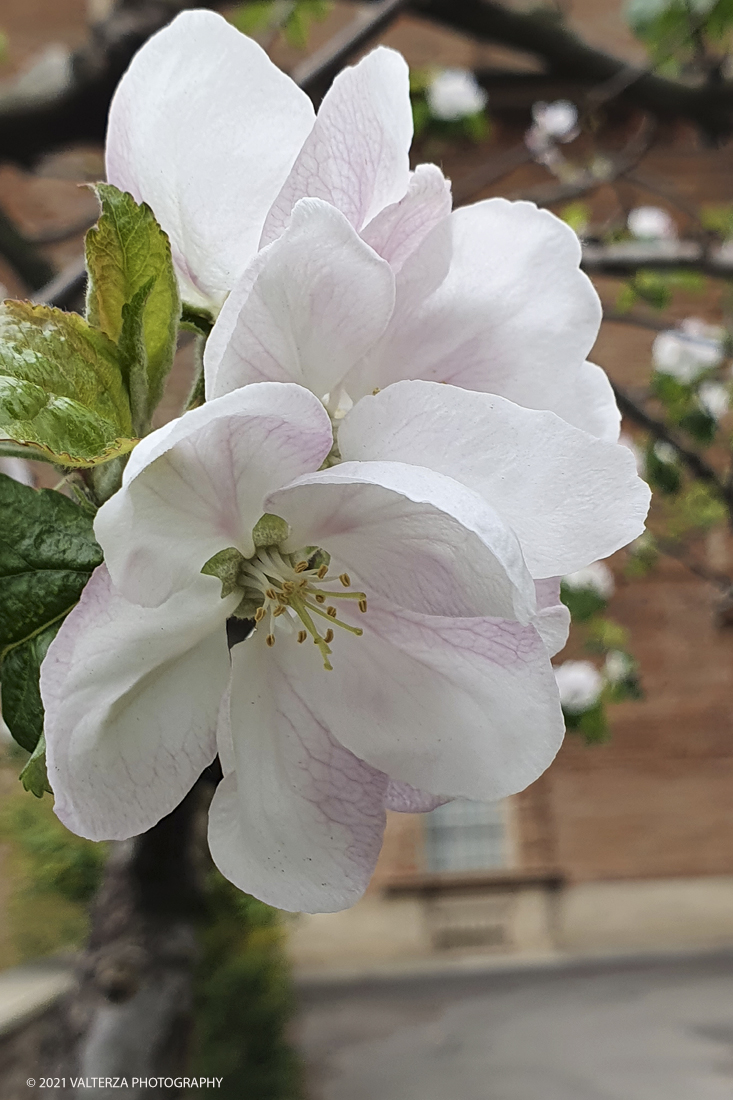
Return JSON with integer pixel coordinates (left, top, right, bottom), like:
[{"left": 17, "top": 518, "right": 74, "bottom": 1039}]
[{"left": 294, "top": 951, "right": 733, "bottom": 1100}]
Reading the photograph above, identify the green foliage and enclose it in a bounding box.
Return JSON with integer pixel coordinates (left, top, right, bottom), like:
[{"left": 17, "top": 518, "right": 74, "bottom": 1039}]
[
  {"left": 190, "top": 870, "right": 302, "bottom": 1099},
  {"left": 625, "top": 532, "right": 660, "bottom": 577},
  {"left": 701, "top": 202, "right": 733, "bottom": 239},
  {"left": 663, "top": 480, "right": 727, "bottom": 537},
  {"left": 560, "top": 582, "right": 609, "bottom": 621},
  {"left": 644, "top": 439, "right": 682, "bottom": 493},
  {"left": 86, "top": 184, "right": 180, "bottom": 435},
  {"left": 563, "top": 699, "right": 610, "bottom": 743},
  {"left": 0, "top": 769, "right": 106, "bottom": 964},
  {"left": 0, "top": 301, "right": 136, "bottom": 466},
  {"left": 626, "top": 0, "right": 733, "bottom": 61},
  {"left": 559, "top": 202, "right": 590, "bottom": 234},
  {"left": 20, "top": 733, "right": 52, "bottom": 798},
  {"left": 230, "top": 1, "right": 331, "bottom": 49},
  {"left": 616, "top": 269, "right": 706, "bottom": 312},
  {"left": 0, "top": 473, "right": 102, "bottom": 756}
]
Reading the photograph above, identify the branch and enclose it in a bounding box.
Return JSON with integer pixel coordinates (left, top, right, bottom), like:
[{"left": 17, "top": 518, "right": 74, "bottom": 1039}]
[
  {"left": 581, "top": 240, "right": 733, "bottom": 277},
  {"left": 612, "top": 382, "right": 732, "bottom": 509},
  {"left": 413, "top": 0, "right": 733, "bottom": 141}
]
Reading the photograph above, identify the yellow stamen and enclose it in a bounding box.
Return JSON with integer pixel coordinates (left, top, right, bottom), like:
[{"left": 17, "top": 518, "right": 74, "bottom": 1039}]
[
  {"left": 317, "top": 564, "right": 328, "bottom": 579},
  {"left": 254, "top": 607, "right": 266, "bottom": 622},
  {"left": 339, "top": 573, "right": 351, "bottom": 587},
  {"left": 314, "top": 593, "right": 326, "bottom": 604},
  {"left": 294, "top": 560, "right": 309, "bottom": 573},
  {"left": 266, "top": 634, "right": 275, "bottom": 647},
  {"left": 327, "top": 606, "right": 337, "bottom": 618},
  {"left": 273, "top": 605, "right": 286, "bottom": 617},
  {"left": 324, "top": 628, "right": 334, "bottom": 643},
  {"left": 359, "top": 598, "right": 367, "bottom": 613},
  {"left": 297, "top": 630, "right": 307, "bottom": 643}
]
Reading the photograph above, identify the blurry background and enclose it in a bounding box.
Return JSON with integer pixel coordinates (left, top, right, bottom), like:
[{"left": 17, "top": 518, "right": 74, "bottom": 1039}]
[{"left": 2, "top": 1, "right": 733, "bottom": 1097}]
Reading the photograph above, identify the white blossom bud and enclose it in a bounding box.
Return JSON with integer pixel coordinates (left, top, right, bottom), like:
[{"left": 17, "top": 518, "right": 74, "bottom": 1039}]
[
  {"left": 554, "top": 660, "right": 603, "bottom": 714},
  {"left": 604, "top": 649, "right": 633, "bottom": 684},
  {"left": 426, "top": 68, "right": 488, "bottom": 121},
  {"left": 627, "top": 206, "right": 676, "bottom": 240},
  {"left": 562, "top": 560, "right": 615, "bottom": 599},
  {"left": 531, "top": 99, "right": 578, "bottom": 140},
  {"left": 652, "top": 325, "right": 723, "bottom": 383},
  {"left": 698, "top": 381, "right": 729, "bottom": 420},
  {"left": 652, "top": 440, "right": 678, "bottom": 465}
]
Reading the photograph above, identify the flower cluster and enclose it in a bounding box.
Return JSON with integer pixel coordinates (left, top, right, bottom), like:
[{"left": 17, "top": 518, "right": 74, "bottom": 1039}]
[{"left": 40, "top": 11, "right": 650, "bottom": 913}]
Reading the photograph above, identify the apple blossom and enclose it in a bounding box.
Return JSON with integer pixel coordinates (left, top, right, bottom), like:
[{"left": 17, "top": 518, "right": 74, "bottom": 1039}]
[
  {"left": 604, "top": 649, "right": 634, "bottom": 685},
  {"left": 530, "top": 100, "right": 579, "bottom": 141},
  {"left": 41, "top": 377, "right": 648, "bottom": 912},
  {"left": 426, "top": 68, "right": 488, "bottom": 121},
  {"left": 554, "top": 660, "right": 603, "bottom": 714},
  {"left": 627, "top": 206, "right": 677, "bottom": 240},
  {"left": 107, "top": 9, "right": 618, "bottom": 441},
  {"left": 652, "top": 323, "right": 724, "bottom": 382},
  {"left": 698, "top": 380, "right": 729, "bottom": 420}
]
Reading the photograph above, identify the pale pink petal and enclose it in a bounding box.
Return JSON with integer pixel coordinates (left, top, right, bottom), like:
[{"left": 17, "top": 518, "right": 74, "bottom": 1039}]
[
  {"left": 96, "top": 383, "right": 332, "bottom": 607},
  {"left": 42, "top": 567, "right": 236, "bottom": 841},
  {"left": 351, "top": 200, "right": 615, "bottom": 438},
  {"left": 236, "top": 600, "right": 564, "bottom": 804},
  {"left": 204, "top": 200, "right": 395, "bottom": 401},
  {"left": 208, "top": 641, "right": 388, "bottom": 913},
  {"left": 533, "top": 577, "right": 570, "bottom": 657},
  {"left": 339, "top": 382, "right": 649, "bottom": 577},
  {"left": 266, "top": 460, "right": 536, "bottom": 622},
  {"left": 260, "top": 47, "right": 412, "bottom": 247},
  {"left": 384, "top": 781, "right": 449, "bottom": 813},
  {"left": 106, "top": 10, "right": 315, "bottom": 307},
  {"left": 360, "top": 163, "right": 452, "bottom": 273}
]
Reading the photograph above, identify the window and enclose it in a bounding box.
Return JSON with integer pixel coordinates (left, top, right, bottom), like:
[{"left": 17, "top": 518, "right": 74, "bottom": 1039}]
[{"left": 424, "top": 800, "right": 509, "bottom": 873}]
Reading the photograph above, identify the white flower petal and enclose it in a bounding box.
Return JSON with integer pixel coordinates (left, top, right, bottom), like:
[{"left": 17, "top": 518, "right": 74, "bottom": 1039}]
[
  {"left": 533, "top": 578, "right": 570, "bottom": 657},
  {"left": 267, "top": 460, "right": 536, "bottom": 621},
  {"left": 384, "top": 781, "right": 449, "bottom": 813},
  {"left": 204, "top": 199, "right": 395, "bottom": 401},
  {"left": 42, "top": 567, "right": 235, "bottom": 841},
  {"left": 260, "top": 47, "right": 412, "bottom": 246},
  {"left": 246, "top": 601, "right": 564, "bottom": 803},
  {"left": 105, "top": 10, "right": 315, "bottom": 307},
  {"left": 96, "top": 383, "right": 333, "bottom": 607},
  {"left": 354, "top": 199, "right": 614, "bottom": 438},
  {"left": 360, "top": 163, "right": 452, "bottom": 273},
  {"left": 208, "top": 641, "right": 388, "bottom": 913},
  {"left": 339, "top": 382, "right": 649, "bottom": 578}
]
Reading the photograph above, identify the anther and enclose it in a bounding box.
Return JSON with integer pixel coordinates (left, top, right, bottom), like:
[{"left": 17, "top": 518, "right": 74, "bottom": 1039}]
[
  {"left": 297, "top": 630, "right": 307, "bottom": 644},
  {"left": 317, "top": 564, "right": 328, "bottom": 579},
  {"left": 266, "top": 634, "right": 276, "bottom": 647},
  {"left": 339, "top": 573, "right": 351, "bottom": 587},
  {"left": 273, "top": 605, "right": 286, "bottom": 617},
  {"left": 282, "top": 581, "right": 295, "bottom": 594},
  {"left": 265, "top": 587, "right": 278, "bottom": 600},
  {"left": 314, "top": 594, "right": 326, "bottom": 604},
  {"left": 254, "top": 607, "right": 266, "bottom": 622},
  {"left": 324, "top": 628, "right": 334, "bottom": 643},
  {"left": 327, "top": 606, "right": 337, "bottom": 618},
  {"left": 359, "top": 598, "right": 367, "bottom": 613},
  {"left": 294, "top": 561, "right": 308, "bottom": 573}
]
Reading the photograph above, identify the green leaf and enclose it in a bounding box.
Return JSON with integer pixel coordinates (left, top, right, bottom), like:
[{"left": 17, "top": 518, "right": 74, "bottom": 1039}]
[
  {"left": 180, "top": 303, "right": 214, "bottom": 338},
  {"left": 0, "top": 300, "right": 135, "bottom": 466},
  {"left": 86, "top": 183, "right": 180, "bottom": 432},
  {"left": 2, "top": 622, "right": 60, "bottom": 752},
  {"left": 229, "top": 1, "right": 277, "bottom": 35},
  {"left": 560, "top": 584, "right": 609, "bottom": 622},
  {"left": 0, "top": 474, "right": 103, "bottom": 752},
  {"left": 20, "top": 733, "right": 52, "bottom": 798}
]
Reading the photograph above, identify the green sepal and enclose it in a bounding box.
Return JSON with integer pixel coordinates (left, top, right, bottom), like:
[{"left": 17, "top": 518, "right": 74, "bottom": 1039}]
[
  {"left": 0, "top": 474, "right": 103, "bottom": 753},
  {"left": 86, "top": 183, "right": 180, "bottom": 431},
  {"left": 20, "top": 733, "right": 53, "bottom": 798},
  {"left": 180, "top": 303, "right": 215, "bottom": 338},
  {"left": 0, "top": 300, "right": 135, "bottom": 467},
  {"left": 252, "top": 514, "right": 289, "bottom": 549},
  {"left": 202, "top": 547, "right": 246, "bottom": 598}
]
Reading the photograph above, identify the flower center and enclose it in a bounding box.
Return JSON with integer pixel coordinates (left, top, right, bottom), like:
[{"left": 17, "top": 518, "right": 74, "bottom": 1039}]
[{"left": 202, "top": 537, "right": 366, "bottom": 671}]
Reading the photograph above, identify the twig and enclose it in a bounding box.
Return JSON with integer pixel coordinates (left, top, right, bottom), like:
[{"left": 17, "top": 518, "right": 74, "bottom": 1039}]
[
  {"left": 292, "top": 0, "right": 408, "bottom": 98},
  {"left": 612, "top": 381, "right": 732, "bottom": 507},
  {"left": 31, "top": 254, "right": 87, "bottom": 309}
]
